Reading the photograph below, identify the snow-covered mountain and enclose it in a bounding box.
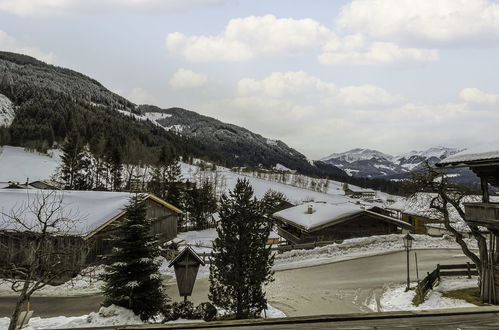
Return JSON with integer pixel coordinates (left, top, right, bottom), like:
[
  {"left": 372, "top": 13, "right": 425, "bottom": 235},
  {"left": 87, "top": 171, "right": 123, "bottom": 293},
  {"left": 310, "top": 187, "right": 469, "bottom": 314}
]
[
  {"left": 320, "top": 147, "right": 464, "bottom": 178},
  {"left": 321, "top": 148, "right": 393, "bottom": 163},
  {"left": 393, "top": 147, "right": 464, "bottom": 171}
]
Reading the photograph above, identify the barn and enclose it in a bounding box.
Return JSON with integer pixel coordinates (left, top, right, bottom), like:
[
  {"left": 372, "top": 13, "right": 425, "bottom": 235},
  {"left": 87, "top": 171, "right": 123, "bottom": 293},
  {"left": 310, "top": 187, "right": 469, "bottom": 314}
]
[
  {"left": 273, "top": 202, "right": 413, "bottom": 244},
  {"left": 0, "top": 189, "right": 182, "bottom": 265}
]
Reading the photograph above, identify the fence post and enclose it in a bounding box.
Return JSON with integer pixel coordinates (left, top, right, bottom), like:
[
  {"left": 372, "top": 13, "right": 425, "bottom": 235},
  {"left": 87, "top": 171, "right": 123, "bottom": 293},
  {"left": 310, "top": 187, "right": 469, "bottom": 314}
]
[{"left": 467, "top": 262, "right": 471, "bottom": 279}]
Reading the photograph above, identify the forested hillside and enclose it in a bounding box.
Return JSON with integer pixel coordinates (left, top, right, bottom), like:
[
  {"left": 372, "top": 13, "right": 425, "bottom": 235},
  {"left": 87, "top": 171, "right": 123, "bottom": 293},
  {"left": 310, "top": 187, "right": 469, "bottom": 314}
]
[{"left": 0, "top": 51, "right": 346, "bottom": 180}]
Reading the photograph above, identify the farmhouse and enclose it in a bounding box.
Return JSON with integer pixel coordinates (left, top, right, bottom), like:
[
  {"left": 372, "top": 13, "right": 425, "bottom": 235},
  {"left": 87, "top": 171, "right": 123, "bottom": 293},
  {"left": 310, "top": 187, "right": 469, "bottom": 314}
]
[
  {"left": 386, "top": 193, "right": 485, "bottom": 236},
  {"left": 344, "top": 186, "right": 376, "bottom": 200},
  {"left": 0, "top": 189, "right": 182, "bottom": 265},
  {"left": 273, "top": 202, "right": 413, "bottom": 244}
]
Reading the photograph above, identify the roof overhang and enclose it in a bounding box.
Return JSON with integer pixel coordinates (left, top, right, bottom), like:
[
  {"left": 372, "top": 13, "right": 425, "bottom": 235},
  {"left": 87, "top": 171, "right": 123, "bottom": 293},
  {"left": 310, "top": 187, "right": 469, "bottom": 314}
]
[
  {"left": 84, "top": 193, "right": 182, "bottom": 240},
  {"left": 275, "top": 210, "right": 414, "bottom": 233}
]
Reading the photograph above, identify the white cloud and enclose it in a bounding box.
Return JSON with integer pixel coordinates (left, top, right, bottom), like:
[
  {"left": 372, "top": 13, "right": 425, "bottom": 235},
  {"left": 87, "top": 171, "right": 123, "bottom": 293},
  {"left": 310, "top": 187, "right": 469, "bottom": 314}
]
[
  {"left": 0, "top": 0, "right": 230, "bottom": 16},
  {"left": 319, "top": 34, "right": 438, "bottom": 66},
  {"left": 126, "top": 87, "right": 156, "bottom": 104},
  {"left": 166, "top": 15, "right": 333, "bottom": 62},
  {"left": 335, "top": 85, "right": 404, "bottom": 106},
  {"left": 238, "top": 71, "right": 336, "bottom": 98},
  {"left": 459, "top": 88, "right": 499, "bottom": 105},
  {"left": 336, "top": 0, "right": 499, "bottom": 45},
  {"left": 237, "top": 71, "right": 401, "bottom": 106},
  {"left": 0, "top": 30, "right": 55, "bottom": 63},
  {"left": 169, "top": 69, "right": 208, "bottom": 89},
  {"left": 166, "top": 15, "right": 438, "bottom": 66}
]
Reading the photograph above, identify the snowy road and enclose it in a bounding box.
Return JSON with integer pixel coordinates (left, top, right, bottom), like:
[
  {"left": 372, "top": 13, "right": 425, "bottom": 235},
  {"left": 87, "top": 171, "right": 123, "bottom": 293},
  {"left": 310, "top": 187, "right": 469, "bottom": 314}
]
[
  {"left": 0, "top": 249, "right": 471, "bottom": 318},
  {"left": 166, "top": 248, "right": 471, "bottom": 317}
]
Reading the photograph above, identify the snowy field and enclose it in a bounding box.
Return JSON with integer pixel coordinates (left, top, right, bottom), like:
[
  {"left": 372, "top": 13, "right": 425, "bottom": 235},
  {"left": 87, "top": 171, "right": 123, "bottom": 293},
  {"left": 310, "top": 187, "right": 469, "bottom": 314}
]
[
  {"left": 0, "top": 146, "right": 60, "bottom": 183},
  {"left": 378, "top": 277, "right": 478, "bottom": 312}
]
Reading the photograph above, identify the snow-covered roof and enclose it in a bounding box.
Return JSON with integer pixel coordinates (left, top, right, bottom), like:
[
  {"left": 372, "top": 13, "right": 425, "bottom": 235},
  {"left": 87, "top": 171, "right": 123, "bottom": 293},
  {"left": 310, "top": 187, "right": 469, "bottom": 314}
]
[
  {"left": 0, "top": 189, "right": 181, "bottom": 237},
  {"left": 437, "top": 147, "right": 499, "bottom": 168},
  {"left": 273, "top": 202, "right": 410, "bottom": 232},
  {"left": 274, "top": 202, "right": 362, "bottom": 231},
  {"left": 347, "top": 187, "right": 376, "bottom": 193},
  {"left": 386, "top": 193, "right": 488, "bottom": 233}
]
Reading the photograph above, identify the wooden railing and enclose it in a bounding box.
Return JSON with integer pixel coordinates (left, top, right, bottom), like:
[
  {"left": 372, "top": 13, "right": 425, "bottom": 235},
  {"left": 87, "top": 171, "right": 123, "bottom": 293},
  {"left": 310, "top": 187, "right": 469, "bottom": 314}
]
[{"left": 415, "top": 263, "right": 478, "bottom": 304}]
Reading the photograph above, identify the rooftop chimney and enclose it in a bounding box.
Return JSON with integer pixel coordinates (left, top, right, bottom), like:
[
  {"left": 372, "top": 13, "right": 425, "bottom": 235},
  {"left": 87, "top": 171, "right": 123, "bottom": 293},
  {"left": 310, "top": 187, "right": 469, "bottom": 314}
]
[{"left": 307, "top": 205, "right": 313, "bottom": 214}]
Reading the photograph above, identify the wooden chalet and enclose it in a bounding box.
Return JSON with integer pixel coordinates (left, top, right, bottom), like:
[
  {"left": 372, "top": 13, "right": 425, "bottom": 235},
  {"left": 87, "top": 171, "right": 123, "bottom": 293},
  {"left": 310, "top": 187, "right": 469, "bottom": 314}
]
[
  {"left": 273, "top": 202, "right": 413, "bottom": 244},
  {"left": 387, "top": 196, "right": 446, "bottom": 235},
  {"left": 344, "top": 187, "right": 376, "bottom": 200},
  {"left": 0, "top": 190, "right": 182, "bottom": 266},
  {"left": 436, "top": 148, "right": 499, "bottom": 304}
]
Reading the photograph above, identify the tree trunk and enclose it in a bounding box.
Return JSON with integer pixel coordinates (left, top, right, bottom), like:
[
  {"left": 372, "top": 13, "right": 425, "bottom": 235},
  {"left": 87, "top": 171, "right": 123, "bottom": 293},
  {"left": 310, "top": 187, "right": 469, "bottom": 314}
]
[{"left": 8, "top": 290, "right": 28, "bottom": 330}]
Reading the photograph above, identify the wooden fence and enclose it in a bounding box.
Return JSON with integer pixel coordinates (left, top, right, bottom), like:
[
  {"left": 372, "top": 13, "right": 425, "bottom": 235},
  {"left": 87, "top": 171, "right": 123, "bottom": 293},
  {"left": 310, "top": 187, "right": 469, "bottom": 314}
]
[{"left": 415, "top": 263, "right": 478, "bottom": 304}]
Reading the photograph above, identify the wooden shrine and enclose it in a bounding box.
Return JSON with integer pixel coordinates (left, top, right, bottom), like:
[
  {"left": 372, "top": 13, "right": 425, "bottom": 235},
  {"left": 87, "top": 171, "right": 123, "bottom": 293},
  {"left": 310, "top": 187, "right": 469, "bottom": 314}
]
[{"left": 168, "top": 246, "right": 205, "bottom": 300}]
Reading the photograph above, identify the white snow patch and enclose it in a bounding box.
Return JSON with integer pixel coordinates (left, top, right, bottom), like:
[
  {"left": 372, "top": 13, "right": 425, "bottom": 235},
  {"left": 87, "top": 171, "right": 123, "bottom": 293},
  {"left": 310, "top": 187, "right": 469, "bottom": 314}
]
[
  {"left": 0, "top": 93, "right": 14, "bottom": 127},
  {"left": 0, "top": 146, "right": 60, "bottom": 182},
  {"left": 379, "top": 277, "right": 477, "bottom": 312}
]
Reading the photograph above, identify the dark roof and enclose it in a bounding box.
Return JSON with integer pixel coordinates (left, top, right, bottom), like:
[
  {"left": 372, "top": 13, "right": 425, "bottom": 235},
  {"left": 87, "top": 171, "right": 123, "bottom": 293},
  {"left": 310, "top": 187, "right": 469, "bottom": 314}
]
[{"left": 168, "top": 246, "right": 205, "bottom": 267}]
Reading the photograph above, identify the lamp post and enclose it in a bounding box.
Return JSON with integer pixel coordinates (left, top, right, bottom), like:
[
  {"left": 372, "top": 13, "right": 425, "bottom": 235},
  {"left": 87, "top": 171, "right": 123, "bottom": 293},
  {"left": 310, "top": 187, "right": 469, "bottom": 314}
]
[{"left": 403, "top": 233, "right": 414, "bottom": 292}]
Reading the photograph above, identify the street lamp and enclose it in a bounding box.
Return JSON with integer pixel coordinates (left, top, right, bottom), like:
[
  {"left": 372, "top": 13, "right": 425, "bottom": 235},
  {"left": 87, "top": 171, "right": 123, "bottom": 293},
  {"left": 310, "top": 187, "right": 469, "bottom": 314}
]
[{"left": 403, "top": 233, "right": 414, "bottom": 292}]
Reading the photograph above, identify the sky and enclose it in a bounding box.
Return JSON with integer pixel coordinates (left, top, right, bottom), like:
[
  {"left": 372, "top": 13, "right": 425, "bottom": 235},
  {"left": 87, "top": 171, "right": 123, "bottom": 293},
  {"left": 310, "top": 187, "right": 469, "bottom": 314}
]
[{"left": 1, "top": 0, "right": 499, "bottom": 159}]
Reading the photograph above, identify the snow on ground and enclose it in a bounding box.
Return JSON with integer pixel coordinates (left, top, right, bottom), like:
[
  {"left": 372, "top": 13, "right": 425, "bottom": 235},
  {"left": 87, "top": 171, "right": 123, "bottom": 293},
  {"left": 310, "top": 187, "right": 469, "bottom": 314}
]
[
  {"left": 0, "top": 303, "right": 285, "bottom": 329},
  {"left": 181, "top": 163, "right": 362, "bottom": 206},
  {"left": 0, "top": 266, "right": 104, "bottom": 297},
  {"left": 0, "top": 146, "right": 60, "bottom": 182},
  {"left": 273, "top": 234, "right": 476, "bottom": 271},
  {"left": 379, "top": 277, "right": 478, "bottom": 312}
]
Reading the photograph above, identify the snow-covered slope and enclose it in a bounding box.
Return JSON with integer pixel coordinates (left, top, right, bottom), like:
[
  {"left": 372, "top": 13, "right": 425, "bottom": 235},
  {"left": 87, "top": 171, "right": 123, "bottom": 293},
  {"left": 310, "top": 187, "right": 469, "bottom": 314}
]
[
  {"left": 0, "top": 93, "right": 14, "bottom": 127},
  {"left": 321, "top": 148, "right": 392, "bottom": 163},
  {"left": 320, "top": 147, "right": 463, "bottom": 178},
  {"left": 0, "top": 146, "right": 60, "bottom": 182},
  {"left": 393, "top": 147, "right": 464, "bottom": 171}
]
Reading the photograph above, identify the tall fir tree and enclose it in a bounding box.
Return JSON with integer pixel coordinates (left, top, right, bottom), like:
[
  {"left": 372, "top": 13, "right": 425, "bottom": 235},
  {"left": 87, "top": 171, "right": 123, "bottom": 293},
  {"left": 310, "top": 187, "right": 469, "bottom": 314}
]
[
  {"left": 101, "top": 195, "right": 168, "bottom": 320},
  {"left": 60, "top": 130, "right": 88, "bottom": 189},
  {"left": 209, "top": 179, "right": 274, "bottom": 319},
  {"left": 185, "top": 179, "right": 217, "bottom": 229}
]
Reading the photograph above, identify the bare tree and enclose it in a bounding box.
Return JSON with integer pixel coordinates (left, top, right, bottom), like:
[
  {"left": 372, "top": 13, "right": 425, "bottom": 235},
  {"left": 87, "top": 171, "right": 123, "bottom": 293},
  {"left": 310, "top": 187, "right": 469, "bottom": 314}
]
[
  {"left": 0, "top": 191, "right": 87, "bottom": 330},
  {"left": 409, "top": 165, "right": 488, "bottom": 294}
]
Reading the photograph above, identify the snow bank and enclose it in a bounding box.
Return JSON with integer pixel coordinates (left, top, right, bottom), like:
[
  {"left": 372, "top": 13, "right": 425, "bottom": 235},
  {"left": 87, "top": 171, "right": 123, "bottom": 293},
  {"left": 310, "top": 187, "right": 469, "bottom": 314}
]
[
  {"left": 273, "top": 234, "right": 476, "bottom": 271},
  {"left": 379, "top": 277, "right": 478, "bottom": 312},
  {"left": 0, "top": 305, "right": 144, "bottom": 329}
]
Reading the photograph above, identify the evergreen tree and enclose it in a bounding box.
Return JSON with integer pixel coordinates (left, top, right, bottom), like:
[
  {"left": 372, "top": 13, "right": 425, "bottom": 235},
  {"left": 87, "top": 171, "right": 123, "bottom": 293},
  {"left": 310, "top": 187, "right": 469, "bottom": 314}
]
[
  {"left": 185, "top": 180, "right": 217, "bottom": 229},
  {"left": 101, "top": 195, "right": 168, "bottom": 320},
  {"left": 60, "top": 131, "right": 88, "bottom": 189},
  {"left": 165, "top": 160, "right": 182, "bottom": 207},
  {"left": 261, "top": 189, "right": 289, "bottom": 215},
  {"left": 209, "top": 179, "right": 274, "bottom": 319}
]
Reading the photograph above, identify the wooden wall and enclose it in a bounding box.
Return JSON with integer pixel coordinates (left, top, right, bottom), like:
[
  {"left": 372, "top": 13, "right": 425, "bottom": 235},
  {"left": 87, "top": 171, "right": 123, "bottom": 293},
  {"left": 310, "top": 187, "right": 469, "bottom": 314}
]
[
  {"left": 402, "top": 213, "right": 441, "bottom": 234},
  {"left": 280, "top": 214, "right": 402, "bottom": 244},
  {"left": 87, "top": 199, "right": 179, "bottom": 263}
]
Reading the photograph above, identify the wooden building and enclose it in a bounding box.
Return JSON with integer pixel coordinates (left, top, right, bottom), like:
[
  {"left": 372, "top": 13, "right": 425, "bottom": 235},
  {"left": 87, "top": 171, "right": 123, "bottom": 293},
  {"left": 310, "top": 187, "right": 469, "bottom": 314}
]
[
  {"left": 344, "top": 187, "right": 376, "bottom": 200},
  {"left": 273, "top": 202, "right": 413, "bottom": 244},
  {"left": 436, "top": 149, "right": 499, "bottom": 304},
  {"left": 0, "top": 190, "right": 182, "bottom": 265}
]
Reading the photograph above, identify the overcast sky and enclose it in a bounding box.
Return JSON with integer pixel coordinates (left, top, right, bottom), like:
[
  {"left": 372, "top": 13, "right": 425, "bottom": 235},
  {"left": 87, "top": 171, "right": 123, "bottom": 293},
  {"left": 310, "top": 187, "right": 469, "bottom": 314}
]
[{"left": 1, "top": 0, "right": 499, "bottom": 159}]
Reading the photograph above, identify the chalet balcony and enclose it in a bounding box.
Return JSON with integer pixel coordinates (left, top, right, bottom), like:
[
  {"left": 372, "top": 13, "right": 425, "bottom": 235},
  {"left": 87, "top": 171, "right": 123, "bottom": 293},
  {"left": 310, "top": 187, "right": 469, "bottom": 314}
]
[
  {"left": 277, "top": 226, "right": 306, "bottom": 245},
  {"left": 464, "top": 203, "right": 499, "bottom": 231}
]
